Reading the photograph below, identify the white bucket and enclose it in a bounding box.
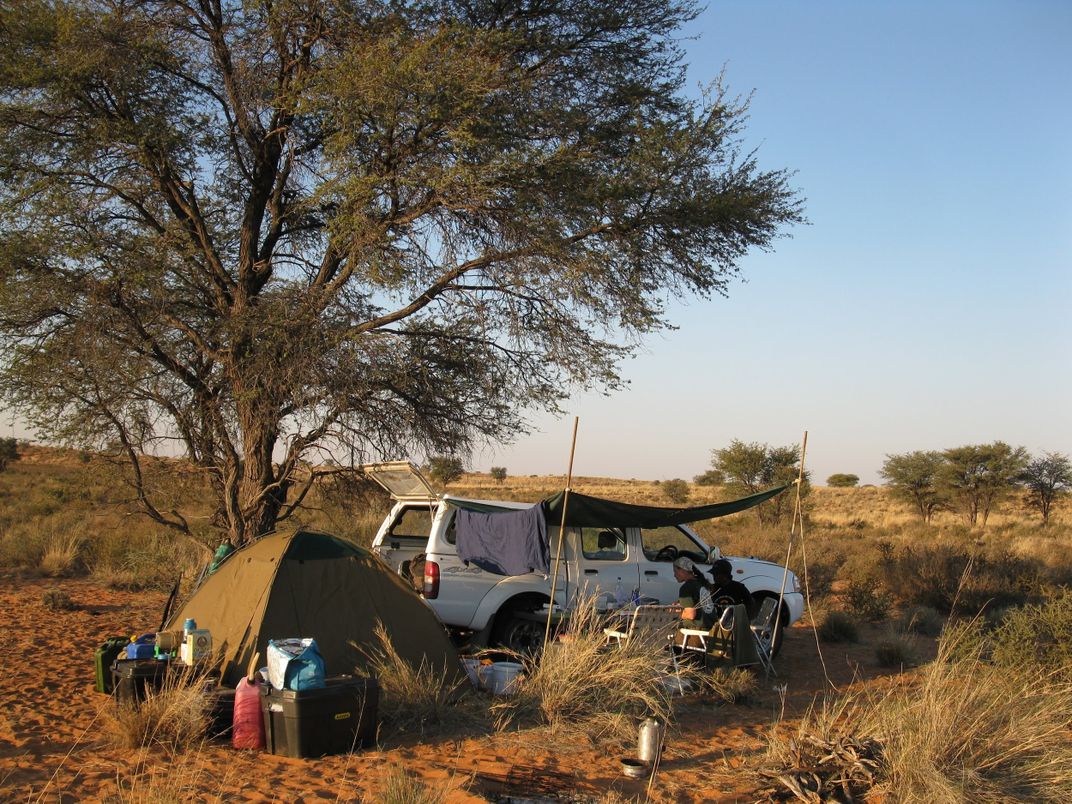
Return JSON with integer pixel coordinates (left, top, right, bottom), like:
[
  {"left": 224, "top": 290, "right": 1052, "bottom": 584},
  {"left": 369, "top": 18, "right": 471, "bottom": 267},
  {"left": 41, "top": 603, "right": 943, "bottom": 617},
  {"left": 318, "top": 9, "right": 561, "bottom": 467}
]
[{"left": 488, "top": 662, "right": 524, "bottom": 696}]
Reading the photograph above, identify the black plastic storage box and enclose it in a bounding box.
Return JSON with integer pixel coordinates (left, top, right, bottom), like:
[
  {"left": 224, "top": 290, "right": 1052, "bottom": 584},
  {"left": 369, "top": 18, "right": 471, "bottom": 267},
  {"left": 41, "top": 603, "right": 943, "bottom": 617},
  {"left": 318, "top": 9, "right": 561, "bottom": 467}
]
[
  {"left": 260, "top": 676, "right": 378, "bottom": 758},
  {"left": 111, "top": 658, "right": 170, "bottom": 705}
]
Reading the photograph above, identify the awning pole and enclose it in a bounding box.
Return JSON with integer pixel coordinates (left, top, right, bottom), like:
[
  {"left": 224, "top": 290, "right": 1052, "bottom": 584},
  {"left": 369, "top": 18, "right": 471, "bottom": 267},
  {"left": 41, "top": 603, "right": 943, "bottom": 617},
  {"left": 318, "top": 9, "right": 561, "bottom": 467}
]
[
  {"left": 544, "top": 416, "right": 579, "bottom": 649},
  {"left": 774, "top": 431, "right": 808, "bottom": 653}
]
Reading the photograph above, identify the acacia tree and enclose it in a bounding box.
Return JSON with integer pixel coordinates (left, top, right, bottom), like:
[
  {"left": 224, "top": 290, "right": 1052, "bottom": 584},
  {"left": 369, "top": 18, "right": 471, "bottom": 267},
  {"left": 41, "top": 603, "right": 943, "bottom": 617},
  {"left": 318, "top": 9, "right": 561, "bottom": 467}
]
[
  {"left": 709, "top": 440, "right": 808, "bottom": 524},
  {"left": 937, "top": 442, "right": 1028, "bottom": 528},
  {"left": 880, "top": 451, "right": 943, "bottom": 522},
  {"left": 0, "top": 0, "right": 802, "bottom": 546},
  {"left": 1019, "top": 452, "right": 1071, "bottom": 524}
]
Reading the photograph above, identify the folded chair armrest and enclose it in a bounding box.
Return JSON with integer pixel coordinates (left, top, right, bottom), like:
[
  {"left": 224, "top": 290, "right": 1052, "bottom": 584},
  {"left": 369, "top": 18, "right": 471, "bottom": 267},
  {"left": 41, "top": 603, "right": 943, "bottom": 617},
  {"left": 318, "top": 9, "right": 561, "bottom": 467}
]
[{"left": 678, "top": 628, "right": 709, "bottom": 638}]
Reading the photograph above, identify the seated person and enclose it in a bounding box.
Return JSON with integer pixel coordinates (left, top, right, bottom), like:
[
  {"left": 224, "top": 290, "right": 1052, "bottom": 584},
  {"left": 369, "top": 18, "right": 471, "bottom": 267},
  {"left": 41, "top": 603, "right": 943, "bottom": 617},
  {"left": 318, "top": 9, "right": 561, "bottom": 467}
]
[
  {"left": 588, "top": 529, "right": 625, "bottom": 560},
  {"left": 708, "top": 559, "right": 756, "bottom": 620},
  {"left": 673, "top": 556, "right": 716, "bottom": 630}
]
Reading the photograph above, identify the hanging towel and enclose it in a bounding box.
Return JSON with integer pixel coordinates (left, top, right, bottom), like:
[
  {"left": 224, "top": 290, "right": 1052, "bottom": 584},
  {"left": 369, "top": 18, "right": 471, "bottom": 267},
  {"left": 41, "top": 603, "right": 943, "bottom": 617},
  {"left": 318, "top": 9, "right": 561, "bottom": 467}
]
[{"left": 456, "top": 505, "right": 549, "bottom": 576}]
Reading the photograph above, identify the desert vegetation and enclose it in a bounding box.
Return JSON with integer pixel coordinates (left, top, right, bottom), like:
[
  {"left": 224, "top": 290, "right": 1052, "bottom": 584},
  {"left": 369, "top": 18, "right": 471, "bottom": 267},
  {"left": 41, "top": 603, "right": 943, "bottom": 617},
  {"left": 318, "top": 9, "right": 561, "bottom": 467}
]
[{"left": 1, "top": 445, "right": 1070, "bottom": 800}]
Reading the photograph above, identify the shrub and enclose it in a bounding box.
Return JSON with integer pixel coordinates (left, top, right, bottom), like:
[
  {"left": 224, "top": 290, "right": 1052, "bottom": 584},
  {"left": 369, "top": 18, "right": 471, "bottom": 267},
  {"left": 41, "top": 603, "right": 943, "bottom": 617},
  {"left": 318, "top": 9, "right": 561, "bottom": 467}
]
[
  {"left": 490, "top": 466, "right": 507, "bottom": 485},
  {"left": 986, "top": 590, "right": 1072, "bottom": 677},
  {"left": 844, "top": 577, "right": 892, "bottom": 622},
  {"left": 873, "top": 631, "right": 919, "bottom": 668},
  {"left": 0, "top": 437, "right": 18, "bottom": 472},
  {"left": 897, "top": 605, "right": 945, "bottom": 637},
  {"left": 426, "top": 456, "right": 464, "bottom": 486},
  {"left": 661, "top": 478, "right": 689, "bottom": 504},
  {"left": 818, "top": 610, "right": 860, "bottom": 643},
  {"left": 41, "top": 587, "right": 75, "bottom": 611},
  {"left": 826, "top": 473, "right": 859, "bottom": 488}
]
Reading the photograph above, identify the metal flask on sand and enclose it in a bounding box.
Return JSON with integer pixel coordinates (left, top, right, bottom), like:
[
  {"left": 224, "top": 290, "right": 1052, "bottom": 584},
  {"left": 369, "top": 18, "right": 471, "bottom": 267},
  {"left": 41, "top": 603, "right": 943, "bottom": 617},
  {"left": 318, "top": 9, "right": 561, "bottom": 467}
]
[{"left": 638, "top": 718, "right": 665, "bottom": 764}]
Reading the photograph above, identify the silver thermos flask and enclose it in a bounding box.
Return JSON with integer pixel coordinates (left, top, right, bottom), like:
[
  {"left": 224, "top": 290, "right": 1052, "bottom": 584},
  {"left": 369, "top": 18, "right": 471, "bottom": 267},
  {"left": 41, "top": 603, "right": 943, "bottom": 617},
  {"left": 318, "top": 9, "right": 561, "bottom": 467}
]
[{"left": 638, "top": 718, "right": 664, "bottom": 764}]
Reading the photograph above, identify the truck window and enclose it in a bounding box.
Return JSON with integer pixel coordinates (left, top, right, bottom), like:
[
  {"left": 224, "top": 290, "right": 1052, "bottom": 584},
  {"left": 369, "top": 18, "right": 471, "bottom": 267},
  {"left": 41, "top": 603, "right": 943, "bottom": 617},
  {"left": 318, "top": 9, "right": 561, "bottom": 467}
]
[
  {"left": 389, "top": 505, "right": 437, "bottom": 539},
  {"left": 640, "top": 525, "right": 707, "bottom": 563},
  {"left": 580, "top": 527, "right": 626, "bottom": 561}
]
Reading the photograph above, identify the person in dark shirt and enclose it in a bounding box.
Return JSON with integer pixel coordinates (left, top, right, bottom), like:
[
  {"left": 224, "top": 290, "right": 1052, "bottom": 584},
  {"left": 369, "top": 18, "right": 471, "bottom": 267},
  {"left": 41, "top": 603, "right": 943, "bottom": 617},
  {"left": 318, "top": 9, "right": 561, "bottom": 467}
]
[
  {"left": 673, "top": 556, "right": 715, "bottom": 629},
  {"left": 708, "top": 558, "right": 756, "bottom": 620}
]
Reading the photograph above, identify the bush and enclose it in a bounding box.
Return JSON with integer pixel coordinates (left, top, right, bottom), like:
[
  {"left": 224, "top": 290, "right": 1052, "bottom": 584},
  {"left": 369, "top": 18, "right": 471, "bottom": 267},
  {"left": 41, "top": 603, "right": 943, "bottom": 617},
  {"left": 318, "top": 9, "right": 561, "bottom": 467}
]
[
  {"left": 986, "top": 590, "right": 1072, "bottom": 677},
  {"left": 41, "top": 587, "right": 75, "bottom": 611},
  {"left": 818, "top": 610, "right": 860, "bottom": 643},
  {"left": 844, "top": 576, "right": 892, "bottom": 622},
  {"left": 826, "top": 473, "right": 859, "bottom": 488},
  {"left": 897, "top": 605, "right": 945, "bottom": 637},
  {"left": 661, "top": 478, "right": 689, "bottom": 504},
  {"left": 490, "top": 466, "right": 507, "bottom": 485},
  {"left": 874, "top": 631, "right": 919, "bottom": 668},
  {"left": 426, "top": 456, "right": 464, "bottom": 486}
]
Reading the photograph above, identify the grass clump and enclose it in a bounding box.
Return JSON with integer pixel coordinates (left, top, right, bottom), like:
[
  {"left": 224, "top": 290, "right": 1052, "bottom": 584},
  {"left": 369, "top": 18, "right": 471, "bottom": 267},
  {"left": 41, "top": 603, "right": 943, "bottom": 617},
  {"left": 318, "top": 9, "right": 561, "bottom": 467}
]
[
  {"left": 817, "top": 610, "right": 860, "bottom": 643},
  {"left": 874, "top": 631, "right": 919, "bottom": 669},
  {"left": 362, "top": 624, "right": 474, "bottom": 739},
  {"left": 762, "top": 611, "right": 1072, "bottom": 802},
  {"left": 491, "top": 596, "right": 686, "bottom": 742},
  {"left": 41, "top": 586, "right": 75, "bottom": 611},
  {"left": 697, "top": 667, "right": 757, "bottom": 703},
  {"left": 897, "top": 605, "right": 945, "bottom": 637},
  {"left": 380, "top": 766, "right": 446, "bottom": 804},
  {"left": 100, "top": 681, "right": 210, "bottom": 751}
]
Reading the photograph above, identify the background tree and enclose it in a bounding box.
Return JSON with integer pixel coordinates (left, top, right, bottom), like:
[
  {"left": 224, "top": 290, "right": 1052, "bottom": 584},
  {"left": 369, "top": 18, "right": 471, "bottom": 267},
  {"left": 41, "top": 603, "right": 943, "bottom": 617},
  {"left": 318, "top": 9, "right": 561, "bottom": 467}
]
[
  {"left": 0, "top": 0, "right": 802, "bottom": 546},
  {"left": 426, "top": 456, "right": 465, "bottom": 487},
  {"left": 1019, "top": 452, "right": 1071, "bottom": 524},
  {"left": 490, "top": 466, "right": 507, "bottom": 485},
  {"left": 709, "top": 440, "right": 808, "bottom": 524},
  {"left": 826, "top": 473, "right": 859, "bottom": 488},
  {"left": 693, "top": 469, "right": 725, "bottom": 486},
  {"left": 880, "top": 451, "right": 943, "bottom": 522},
  {"left": 0, "top": 437, "right": 18, "bottom": 472},
  {"left": 662, "top": 478, "right": 690, "bottom": 504},
  {"left": 937, "top": 442, "right": 1028, "bottom": 528}
]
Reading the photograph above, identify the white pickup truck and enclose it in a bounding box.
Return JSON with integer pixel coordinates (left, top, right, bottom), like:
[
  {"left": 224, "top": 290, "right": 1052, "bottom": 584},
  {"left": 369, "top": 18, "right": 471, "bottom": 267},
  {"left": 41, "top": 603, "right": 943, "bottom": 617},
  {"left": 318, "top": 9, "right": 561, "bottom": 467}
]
[{"left": 365, "top": 462, "right": 804, "bottom": 653}]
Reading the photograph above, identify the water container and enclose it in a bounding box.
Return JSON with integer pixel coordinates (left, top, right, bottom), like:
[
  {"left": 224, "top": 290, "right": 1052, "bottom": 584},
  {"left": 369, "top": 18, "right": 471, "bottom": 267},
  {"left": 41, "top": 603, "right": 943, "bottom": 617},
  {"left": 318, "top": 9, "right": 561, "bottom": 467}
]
[
  {"left": 232, "top": 676, "right": 265, "bottom": 750},
  {"left": 183, "top": 618, "right": 197, "bottom": 637},
  {"left": 488, "top": 662, "right": 524, "bottom": 696},
  {"left": 638, "top": 718, "right": 665, "bottom": 763}
]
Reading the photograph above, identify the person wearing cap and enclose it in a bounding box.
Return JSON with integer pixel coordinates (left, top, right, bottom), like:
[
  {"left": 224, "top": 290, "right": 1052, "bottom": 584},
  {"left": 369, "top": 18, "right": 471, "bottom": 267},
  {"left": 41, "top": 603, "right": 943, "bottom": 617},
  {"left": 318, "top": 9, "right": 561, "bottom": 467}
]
[
  {"left": 709, "top": 558, "right": 756, "bottom": 620},
  {"left": 672, "top": 556, "right": 715, "bottom": 630}
]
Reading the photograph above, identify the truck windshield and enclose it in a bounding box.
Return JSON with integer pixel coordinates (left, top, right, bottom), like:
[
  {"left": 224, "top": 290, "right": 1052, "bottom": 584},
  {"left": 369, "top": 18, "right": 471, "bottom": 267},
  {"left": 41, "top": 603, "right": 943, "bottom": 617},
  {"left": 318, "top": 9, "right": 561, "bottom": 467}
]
[{"left": 639, "top": 525, "right": 708, "bottom": 563}]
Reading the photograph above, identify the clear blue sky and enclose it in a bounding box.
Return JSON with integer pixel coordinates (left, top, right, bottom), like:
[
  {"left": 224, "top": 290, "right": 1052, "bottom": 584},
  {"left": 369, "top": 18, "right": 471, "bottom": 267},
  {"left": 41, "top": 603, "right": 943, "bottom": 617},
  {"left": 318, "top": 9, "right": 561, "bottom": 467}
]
[{"left": 478, "top": 0, "right": 1072, "bottom": 484}]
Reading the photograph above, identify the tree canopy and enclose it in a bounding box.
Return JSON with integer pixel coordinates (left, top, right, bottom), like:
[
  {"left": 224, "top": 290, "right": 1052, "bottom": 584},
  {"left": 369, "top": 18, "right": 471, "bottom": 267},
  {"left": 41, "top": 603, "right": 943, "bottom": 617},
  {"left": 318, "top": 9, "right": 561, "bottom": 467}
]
[
  {"left": 0, "top": 0, "right": 802, "bottom": 545},
  {"left": 708, "top": 439, "right": 807, "bottom": 523}
]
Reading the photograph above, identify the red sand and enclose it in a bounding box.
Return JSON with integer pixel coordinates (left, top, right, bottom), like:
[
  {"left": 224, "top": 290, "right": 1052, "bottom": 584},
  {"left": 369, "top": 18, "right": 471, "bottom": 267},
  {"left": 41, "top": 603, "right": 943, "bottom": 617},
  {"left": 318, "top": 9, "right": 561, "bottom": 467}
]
[{"left": 0, "top": 576, "right": 919, "bottom": 802}]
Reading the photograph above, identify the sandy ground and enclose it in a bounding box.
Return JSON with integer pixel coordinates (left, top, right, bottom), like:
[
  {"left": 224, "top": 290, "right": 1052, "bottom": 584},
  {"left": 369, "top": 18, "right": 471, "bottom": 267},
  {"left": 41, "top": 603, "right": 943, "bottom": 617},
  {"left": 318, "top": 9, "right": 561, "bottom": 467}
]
[{"left": 0, "top": 576, "right": 926, "bottom": 802}]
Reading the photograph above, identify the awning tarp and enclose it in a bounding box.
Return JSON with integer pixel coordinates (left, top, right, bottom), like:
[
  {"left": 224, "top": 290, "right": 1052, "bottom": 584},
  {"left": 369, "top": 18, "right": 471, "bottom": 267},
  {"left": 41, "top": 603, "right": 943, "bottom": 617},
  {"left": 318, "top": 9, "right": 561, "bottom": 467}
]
[{"left": 541, "top": 484, "right": 792, "bottom": 528}]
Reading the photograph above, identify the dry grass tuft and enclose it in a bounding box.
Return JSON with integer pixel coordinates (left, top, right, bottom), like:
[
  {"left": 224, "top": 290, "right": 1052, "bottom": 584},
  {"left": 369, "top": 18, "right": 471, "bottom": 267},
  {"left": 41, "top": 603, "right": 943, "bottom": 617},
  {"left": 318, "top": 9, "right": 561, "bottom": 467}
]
[
  {"left": 696, "top": 667, "right": 758, "bottom": 703},
  {"left": 39, "top": 532, "right": 85, "bottom": 577},
  {"left": 361, "top": 624, "right": 478, "bottom": 739},
  {"left": 763, "top": 615, "right": 1072, "bottom": 802},
  {"left": 41, "top": 586, "right": 75, "bottom": 611},
  {"left": 491, "top": 596, "right": 690, "bottom": 741},
  {"left": 380, "top": 766, "right": 447, "bottom": 804},
  {"left": 99, "top": 681, "right": 210, "bottom": 752}
]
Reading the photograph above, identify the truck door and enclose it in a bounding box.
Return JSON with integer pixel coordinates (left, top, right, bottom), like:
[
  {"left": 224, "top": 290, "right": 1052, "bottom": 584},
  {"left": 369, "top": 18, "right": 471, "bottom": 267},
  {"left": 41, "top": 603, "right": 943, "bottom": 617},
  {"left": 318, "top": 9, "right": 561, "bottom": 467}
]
[
  {"left": 637, "top": 525, "right": 710, "bottom": 604},
  {"left": 573, "top": 526, "right": 640, "bottom": 604}
]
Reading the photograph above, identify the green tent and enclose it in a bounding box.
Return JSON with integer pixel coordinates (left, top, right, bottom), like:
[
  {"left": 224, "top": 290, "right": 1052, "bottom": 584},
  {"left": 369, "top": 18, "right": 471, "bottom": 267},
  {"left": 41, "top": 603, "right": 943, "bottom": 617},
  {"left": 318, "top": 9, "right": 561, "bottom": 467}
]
[{"left": 169, "top": 528, "right": 461, "bottom": 686}]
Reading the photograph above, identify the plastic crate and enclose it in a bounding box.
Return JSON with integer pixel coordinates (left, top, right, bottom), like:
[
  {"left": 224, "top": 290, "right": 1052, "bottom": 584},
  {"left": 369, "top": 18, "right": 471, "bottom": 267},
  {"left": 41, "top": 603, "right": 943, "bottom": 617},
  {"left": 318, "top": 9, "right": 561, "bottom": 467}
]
[
  {"left": 260, "top": 676, "right": 378, "bottom": 758},
  {"left": 111, "top": 658, "right": 169, "bottom": 705}
]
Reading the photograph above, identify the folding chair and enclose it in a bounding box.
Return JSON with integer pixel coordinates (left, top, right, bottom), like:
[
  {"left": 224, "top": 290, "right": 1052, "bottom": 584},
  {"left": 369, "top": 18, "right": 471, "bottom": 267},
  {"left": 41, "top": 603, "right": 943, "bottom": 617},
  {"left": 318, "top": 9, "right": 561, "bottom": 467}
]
[
  {"left": 750, "top": 596, "right": 779, "bottom": 676},
  {"left": 604, "top": 605, "right": 683, "bottom": 650},
  {"left": 678, "top": 604, "right": 758, "bottom": 670}
]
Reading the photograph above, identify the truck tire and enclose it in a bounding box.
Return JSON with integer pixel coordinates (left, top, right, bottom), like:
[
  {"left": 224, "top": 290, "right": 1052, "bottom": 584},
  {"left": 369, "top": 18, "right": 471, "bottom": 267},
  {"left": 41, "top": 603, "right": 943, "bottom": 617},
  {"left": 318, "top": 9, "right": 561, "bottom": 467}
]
[{"left": 495, "top": 614, "right": 545, "bottom": 654}]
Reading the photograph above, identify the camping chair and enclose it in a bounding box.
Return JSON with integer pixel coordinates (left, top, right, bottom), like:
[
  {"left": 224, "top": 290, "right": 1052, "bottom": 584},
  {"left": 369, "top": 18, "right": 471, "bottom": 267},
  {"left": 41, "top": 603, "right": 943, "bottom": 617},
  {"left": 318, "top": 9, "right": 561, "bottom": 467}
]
[
  {"left": 603, "top": 605, "right": 683, "bottom": 650},
  {"left": 677, "top": 604, "right": 758, "bottom": 670},
  {"left": 750, "top": 596, "right": 779, "bottom": 676}
]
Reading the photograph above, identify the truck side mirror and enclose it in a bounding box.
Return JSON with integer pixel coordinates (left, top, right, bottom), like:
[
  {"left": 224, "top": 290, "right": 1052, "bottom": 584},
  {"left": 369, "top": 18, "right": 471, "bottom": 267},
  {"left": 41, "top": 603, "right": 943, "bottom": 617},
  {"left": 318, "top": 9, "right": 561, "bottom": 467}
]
[{"left": 707, "top": 547, "right": 721, "bottom": 563}]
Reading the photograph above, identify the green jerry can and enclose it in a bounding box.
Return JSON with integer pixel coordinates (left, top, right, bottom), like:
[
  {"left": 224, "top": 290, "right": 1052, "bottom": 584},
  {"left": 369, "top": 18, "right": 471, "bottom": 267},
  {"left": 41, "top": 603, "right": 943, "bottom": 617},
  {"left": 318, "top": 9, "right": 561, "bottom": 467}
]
[{"left": 94, "top": 636, "right": 130, "bottom": 694}]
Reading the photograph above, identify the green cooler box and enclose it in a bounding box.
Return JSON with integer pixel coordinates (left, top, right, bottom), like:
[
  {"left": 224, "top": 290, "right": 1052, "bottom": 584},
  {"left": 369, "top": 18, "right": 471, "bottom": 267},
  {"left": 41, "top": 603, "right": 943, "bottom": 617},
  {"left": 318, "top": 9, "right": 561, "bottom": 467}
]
[{"left": 260, "top": 676, "right": 378, "bottom": 758}]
